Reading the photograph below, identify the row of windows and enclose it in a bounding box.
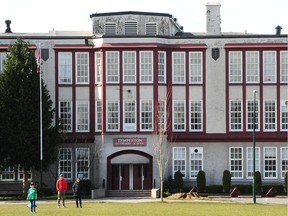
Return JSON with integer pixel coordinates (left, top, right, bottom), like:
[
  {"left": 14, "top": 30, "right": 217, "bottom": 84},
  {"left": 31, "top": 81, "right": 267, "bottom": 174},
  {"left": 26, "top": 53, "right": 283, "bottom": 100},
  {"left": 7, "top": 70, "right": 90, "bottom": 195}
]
[
  {"left": 59, "top": 99, "right": 288, "bottom": 133},
  {"left": 173, "top": 147, "right": 288, "bottom": 180},
  {"left": 0, "top": 165, "right": 32, "bottom": 182}
]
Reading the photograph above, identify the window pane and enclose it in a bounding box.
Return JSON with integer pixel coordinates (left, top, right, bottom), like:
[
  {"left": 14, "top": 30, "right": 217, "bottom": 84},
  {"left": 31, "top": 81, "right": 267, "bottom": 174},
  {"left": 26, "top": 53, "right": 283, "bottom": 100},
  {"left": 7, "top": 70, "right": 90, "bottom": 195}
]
[
  {"left": 246, "top": 51, "right": 259, "bottom": 83},
  {"left": 189, "top": 52, "right": 202, "bottom": 83},
  {"left": 58, "top": 52, "right": 72, "bottom": 84},
  {"left": 140, "top": 51, "right": 153, "bottom": 83},
  {"left": 172, "top": 52, "right": 185, "bottom": 83},
  {"left": 229, "top": 51, "right": 242, "bottom": 83},
  {"left": 76, "top": 52, "right": 89, "bottom": 83},
  {"left": 263, "top": 51, "right": 276, "bottom": 83}
]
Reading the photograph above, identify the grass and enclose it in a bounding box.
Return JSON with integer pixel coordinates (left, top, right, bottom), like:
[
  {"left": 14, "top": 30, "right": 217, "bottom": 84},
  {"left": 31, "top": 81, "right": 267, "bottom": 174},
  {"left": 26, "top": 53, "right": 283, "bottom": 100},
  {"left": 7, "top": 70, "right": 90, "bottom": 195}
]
[{"left": 0, "top": 200, "right": 287, "bottom": 216}]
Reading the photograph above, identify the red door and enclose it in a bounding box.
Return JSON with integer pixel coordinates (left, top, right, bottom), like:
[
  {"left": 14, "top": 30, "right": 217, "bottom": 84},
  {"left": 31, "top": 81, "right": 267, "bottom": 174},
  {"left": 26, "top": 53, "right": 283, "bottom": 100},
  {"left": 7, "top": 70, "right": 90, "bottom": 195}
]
[
  {"left": 120, "top": 165, "right": 130, "bottom": 190},
  {"left": 111, "top": 165, "right": 120, "bottom": 190},
  {"left": 133, "top": 164, "right": 142, "bottom": 190},
  {"left": 142, "top": 164, "right": 151, "bottom": 189}
]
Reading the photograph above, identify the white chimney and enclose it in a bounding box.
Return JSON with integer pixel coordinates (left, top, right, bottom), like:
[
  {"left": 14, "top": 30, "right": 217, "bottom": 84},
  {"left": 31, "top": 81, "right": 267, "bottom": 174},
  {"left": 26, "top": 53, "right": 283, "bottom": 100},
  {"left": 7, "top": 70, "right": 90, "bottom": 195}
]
[{"left": 206, "top": 2, "right": 221, "bottom": 35}]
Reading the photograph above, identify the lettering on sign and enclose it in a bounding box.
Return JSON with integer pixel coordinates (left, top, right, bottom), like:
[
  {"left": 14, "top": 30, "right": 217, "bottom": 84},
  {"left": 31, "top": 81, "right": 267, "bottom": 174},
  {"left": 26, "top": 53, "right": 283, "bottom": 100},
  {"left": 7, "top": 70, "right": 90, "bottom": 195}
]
[{"left": 113, "top": 138, "right": 147, "bottom": 146}]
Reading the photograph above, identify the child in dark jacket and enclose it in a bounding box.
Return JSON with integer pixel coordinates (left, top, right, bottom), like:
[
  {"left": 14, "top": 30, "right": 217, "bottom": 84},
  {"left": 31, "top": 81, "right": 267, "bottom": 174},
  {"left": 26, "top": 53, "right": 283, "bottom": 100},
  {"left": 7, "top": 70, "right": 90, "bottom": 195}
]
[{"left": 72, "top": 178, "right": 82, "bottom": 208}]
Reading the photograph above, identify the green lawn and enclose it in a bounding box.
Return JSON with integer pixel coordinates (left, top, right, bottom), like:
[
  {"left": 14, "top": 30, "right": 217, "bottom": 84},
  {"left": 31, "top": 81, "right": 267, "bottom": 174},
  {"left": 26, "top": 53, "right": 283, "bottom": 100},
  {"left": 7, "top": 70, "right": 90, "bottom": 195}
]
[{"left": 0, "top": 201, "right": 287, "bottom": 216}]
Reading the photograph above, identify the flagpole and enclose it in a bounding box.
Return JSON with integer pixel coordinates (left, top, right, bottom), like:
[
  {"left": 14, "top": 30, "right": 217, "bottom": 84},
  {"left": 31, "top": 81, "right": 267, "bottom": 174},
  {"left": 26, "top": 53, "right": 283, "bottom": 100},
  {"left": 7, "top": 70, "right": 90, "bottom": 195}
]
[{"left": 38, "top": 44, "right": 43, "bottom": 189}]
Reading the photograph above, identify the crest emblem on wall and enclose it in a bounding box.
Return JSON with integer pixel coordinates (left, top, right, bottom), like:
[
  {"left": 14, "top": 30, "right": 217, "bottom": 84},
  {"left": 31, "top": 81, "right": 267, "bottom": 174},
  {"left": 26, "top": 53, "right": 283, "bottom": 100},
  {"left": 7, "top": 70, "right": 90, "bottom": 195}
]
[{"left": 212, "top": 48, "right": 220, "bottom": 61}]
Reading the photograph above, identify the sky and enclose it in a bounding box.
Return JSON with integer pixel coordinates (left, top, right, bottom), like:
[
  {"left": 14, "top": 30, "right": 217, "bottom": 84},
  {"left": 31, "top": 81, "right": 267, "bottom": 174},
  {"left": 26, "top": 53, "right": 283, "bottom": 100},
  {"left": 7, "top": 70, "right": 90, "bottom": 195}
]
[{"left": 0, "top": 0, "right": 287, "bottom": 35}]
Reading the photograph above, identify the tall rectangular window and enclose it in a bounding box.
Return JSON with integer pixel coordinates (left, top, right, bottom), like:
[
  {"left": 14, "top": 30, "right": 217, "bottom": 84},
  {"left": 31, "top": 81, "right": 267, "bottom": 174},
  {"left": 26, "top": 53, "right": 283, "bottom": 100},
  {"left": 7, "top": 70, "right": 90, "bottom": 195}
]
[
  {"left": 0, "top": 52, "right": 6, "bottom": 73},
  {"left": 158, "top": 100, "right": 166, "bottom": 132},
  {"left": 246, "top": 51, "right": 259, "bottom": 83},
  {"left": 246, "top": 147, "right": 260, "bottom": 179},
  {"left": 76, "top": 52, "right": 89, "bottom": 84},
  {"left": 229, "top": 147, "right": 243, "bottom": 179},
  {"left": 58, "top": 148, "right": 72, "bottom": 180},
  {"left": 59, "top": 101, "right": 72, "bottom": 132},
  {"left": 173, "top": 100, "right": 186, "bottom": 131},
  {"left": 263, "top": 51, "right": 276, "bottom": 83},
  {"left": 95, "top": 52, "right": 102, "bottom": 83},
  {"left": 246, "top": 100, "right": 259, "bottom": 131},
  {"left": 140, "top": 51, "right": 153, "bottom": 83},
  {"left": 123, "top": 100, "right": 136, "bottom": 131},
  {"left": 140, "top": 100, "right": 153, "bottom": 131},
  {"left": 123, "top": 51, "right": 136, "bottom": 83},
  {"left": 173, "top": 147, "right": 186, "bottom": 179},
  {"left": 106, "top": 101, "right": 119, "bottom": 131},
  {"left": 18, "top": 165, "right": 32, "bottom": 181},
  {"left": 106, "top": 51, "right": 119, "bottom": 83},
  {"left": 189, "top": 147, "right": 203, "bottom": 179},
  {"left": 264, "top": 147, "right": 277, "bottom": 179},
  {"left": 229, "top": 51, "right": 242, "bottom": 83},
  {"left": 95, "top": 100, "right": 102, "bottom": 132},
  {"left": 76, "top": 101, "right": 89, "bottom": 132},
  {"left": 264, "top": 100, "right": 276, "bottom": 131},
  {"left": 172, "top": 52, "right": 185, "bottom": 83},
  {"left": 189, "top": 100, "right": 203, "bottom": 131},
  {"left": 281, "top": 147, "right": 288, "bottom": 178},
  {"left": 230, "top": 100, "right": 242, "bottom": 131},
  {"left": 280, "top": 51, "right": 288, "bottom": 83},
  {"left": 189, "top": 52, "right": 202, "bottom": 83},
  {"left": 58, "top": 52, "right": 72, "bottom": 84},
  {"left": 76, "top": 148, "right": 89, "bottom": 179},
  {"left": 158, "top": 51, "right": 166, "bottom": 83},
  {"left": 280, "top": 100, "right": 288, "bottom": 131}
]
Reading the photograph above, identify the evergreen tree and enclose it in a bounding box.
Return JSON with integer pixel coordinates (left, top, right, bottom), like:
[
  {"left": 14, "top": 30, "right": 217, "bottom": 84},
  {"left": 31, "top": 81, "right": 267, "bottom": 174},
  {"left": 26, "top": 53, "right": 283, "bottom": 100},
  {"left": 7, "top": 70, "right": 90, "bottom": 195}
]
[{"left": 0, "top": 38, "right": 60, "bottom": 193}]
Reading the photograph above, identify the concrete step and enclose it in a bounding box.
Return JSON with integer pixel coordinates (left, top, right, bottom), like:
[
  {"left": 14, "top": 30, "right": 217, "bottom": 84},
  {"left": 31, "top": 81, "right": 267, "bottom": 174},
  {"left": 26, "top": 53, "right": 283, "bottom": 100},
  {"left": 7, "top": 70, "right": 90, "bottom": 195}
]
[{"left": 106, "top": 190, "right": 151, "bottom": 197}]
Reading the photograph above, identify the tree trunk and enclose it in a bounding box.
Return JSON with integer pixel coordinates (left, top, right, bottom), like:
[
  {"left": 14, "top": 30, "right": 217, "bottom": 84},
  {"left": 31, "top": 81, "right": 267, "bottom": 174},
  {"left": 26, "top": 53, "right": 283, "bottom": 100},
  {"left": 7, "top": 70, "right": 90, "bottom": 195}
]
[{"left": 22, "top": 169, "right": 28, "bottom": 197}]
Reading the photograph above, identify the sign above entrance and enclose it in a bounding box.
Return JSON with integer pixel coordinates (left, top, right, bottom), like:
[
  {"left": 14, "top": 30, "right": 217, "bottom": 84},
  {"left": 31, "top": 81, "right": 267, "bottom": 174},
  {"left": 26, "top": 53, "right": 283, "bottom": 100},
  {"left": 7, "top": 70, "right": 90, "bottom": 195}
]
[{"left": 113, "top": 138, "right": 147, "bottom": 146}]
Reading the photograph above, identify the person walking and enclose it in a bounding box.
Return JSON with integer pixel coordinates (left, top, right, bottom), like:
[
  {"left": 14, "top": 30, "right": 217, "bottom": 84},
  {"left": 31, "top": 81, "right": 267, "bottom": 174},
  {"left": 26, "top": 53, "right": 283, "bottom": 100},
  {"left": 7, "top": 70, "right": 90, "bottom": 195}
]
[
  {"left": 27, "top": 182, "right": 37, "bottom": 213},
  {"left": 56, "top": 174, "right": 68, "bottom": 208},
  {"left": 72, "top": 178, "right": 83, "bottom": 208}
]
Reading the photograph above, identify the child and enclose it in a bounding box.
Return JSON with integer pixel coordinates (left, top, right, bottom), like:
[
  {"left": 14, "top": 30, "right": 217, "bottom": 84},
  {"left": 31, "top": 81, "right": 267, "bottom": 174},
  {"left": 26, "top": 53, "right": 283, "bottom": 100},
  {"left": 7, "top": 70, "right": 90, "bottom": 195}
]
[
  {"left": 72, "top": 178, "right": 82, "bottom": 208},
  {"left": 27, "top": 182, "right": 37, "bottom": 213}
]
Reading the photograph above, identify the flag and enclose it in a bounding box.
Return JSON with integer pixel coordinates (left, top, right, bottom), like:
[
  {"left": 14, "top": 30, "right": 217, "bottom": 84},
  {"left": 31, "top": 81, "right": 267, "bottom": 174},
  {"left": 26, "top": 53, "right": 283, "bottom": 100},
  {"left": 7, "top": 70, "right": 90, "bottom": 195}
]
[{"left": 36, "top": 47, "right": 41, "bottom": 73}]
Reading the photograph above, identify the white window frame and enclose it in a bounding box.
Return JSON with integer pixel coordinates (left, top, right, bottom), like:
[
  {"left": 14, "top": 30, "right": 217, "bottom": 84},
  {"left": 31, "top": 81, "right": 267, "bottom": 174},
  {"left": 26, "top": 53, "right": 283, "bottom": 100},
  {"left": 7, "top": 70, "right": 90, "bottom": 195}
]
[
  {"left": 263, "top": 51, "right": 276, "bottom": 83},
  {"left": 95, "top": 51, "right": 102, "bottom": 84},
  {"left": 0, "top": 166, "right": 15, "bottom": 181},
  {"left": 246, "top": 51, "right": 259, "bottom": 83},
  {"left": 172, "top": 52, "right": 186, "bottom": 84},
  {"left": 76, "top": 148, "right": 90, "bottom": 179},
  {"left": 229, "top": 51, "right": 242, "bottom": 83},
  {"left": 59, "top": 101, "right": 73, "bottom": 132},
  {"left": 158, "top": 100, "right": 166, "bottom": 132},
  {"left": 229, "top": 100, "right": 243, "bottom": 131},
  {"left": 229, "top": 147, "right": 243, "bottom": 179},
  {"left": 58, "top": 52, "right": 72, "bottom": 84},
  {"left": 173, "top": 100, "right": 186, "bottom": 132},
  {"left": 76, "top": 101, "right": 89, "bottom": 132},
  {"left": 158, "top": 51, "right": 166, "bottom": 83},
  {"left": 123, "top": 51, "right": 136, "bottom": 83},
  {"left": 280, "top": 100, "right": 288, "bottom": 131},
  {"left": 95, "top": 100, "right": 102, "bottom": 132},
  {"left": 280, "top": 50, "right": 288, "bottom": 83},
  {"left": 264, "top": 147, "right": 277, "bottom": 179},
  {"left": 76, "top": 52, "right": 89, "bottom": 84},
  {"left": 173, "top": 147, "right": 186, "bottom": 179},
  {"left": 140, "top": 51, "right": 153, "bottom": 83},
  {"left": 189, "top": 100, "right": 203, "bottom": 132},
  {"left": 246, "top": 100, "right": 259, "bottom": 132},
  {"left": 106, "top": 100, "right": 119, "bottom": 131},
  {"left": 189, "top": 147, "right": 203, "bottom": 179},
  {"left": 189, "top": 52, "right": 203, "bottom": 84},
  {"left": 140, "top": 99, "right": 153, "bottom": 131},
  {"left": 0, "top": 52, "right": 6, "bottom": 73},
  {"left": 123, "top": 100, "right": 137, "bottom": 131},
  {"left": 281, "top": 147, "right": 288, "bottom": 179},
  {"left": 106, "top": 51, "right": 119, "bottom": 83},
  {"left": 18, "top": 165, "right": 32, "bottom": 181},
  {"left": 263, "top": 100, "right": 277, "bottom": 131},
  {"left": 246, "top": 147, "right": 260, "bottom": 179},
  {"left": 58, "top": 148, "right": 72, "bottom": 180}
]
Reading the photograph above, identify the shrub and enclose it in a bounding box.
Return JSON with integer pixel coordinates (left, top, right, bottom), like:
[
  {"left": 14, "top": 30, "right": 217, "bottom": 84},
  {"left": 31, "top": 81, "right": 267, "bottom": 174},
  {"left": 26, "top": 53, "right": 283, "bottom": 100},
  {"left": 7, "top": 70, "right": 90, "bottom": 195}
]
[
  {"left": 206, "top": 185, "right": 223, "bottom": 194},
  {"left": 197, "top": 170, "right": 206, "bottom": 193},
  {"left": 285, "top": 171, "right": 288, "bottom": 192},
  {"left": 254, "top": 171, "right": 262, "bottom": 194},
  {"left": 80, "top": 179, "right": 92, "bottom": 195},
  {"left": 174, "top": 170, "right": 183, "bottom": 192},
  {"left": 222, "top": 170, "right": 231, "bottom": 193}
]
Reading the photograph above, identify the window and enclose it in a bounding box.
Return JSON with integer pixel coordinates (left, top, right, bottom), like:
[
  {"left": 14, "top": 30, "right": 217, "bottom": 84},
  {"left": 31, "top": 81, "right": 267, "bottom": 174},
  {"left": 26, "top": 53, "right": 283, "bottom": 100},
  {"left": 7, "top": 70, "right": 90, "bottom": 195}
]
[
  {"left": 95, "top": 52, "right": 102, "bottom": 83},
  {"left": 264, "top": 147, "right": 277, "bottom": 179},
  {"left": 246, "top": 100, "right": 259, "bottom": 131},
  {"left": 229, "top": 51, "right": 242, "bottom": 83},
  {"left": 123, "top": 100, "right": 136, "bottom": 131},
  {"left": 172, "top": 52, "right": 185, "bottom": 83},
  {"left": 105, "top": 23, "right": 116, "bottom": 35},
  {"left": 106, "top": 51, "right": 119, "bottom": 83},
  {"left": 158, "top": 51, "right": 166, "bottom": 83},
  {"left": 76, "top": 101, "right": 89, "bottom": 132},
  {"left": 173, "top": 100, "right": 186, "bottom": 131},
  {"left": 95, "top": 100, "right": 102, "bottom": 132},
  {"left": 229, "top": 147, "right": 243, "bottom": 179},
  {"left": 125, "top": 21, "right": 137, "bottom": 35},
  {"left": 123, "top": 51, "right": 136, "bottom": 83},
  {"left": 106, "top": 101, "right": 119, "bottom": 131},
  {"left": 76, "top": 148, "right": 89, "bottom": 179},
  {"left": 1, "top": 166, "right": 15, "bottom": 181},
  {"left": 58, "top": 52, "right": 72, "bottom": 84},
  {"left": 264, "top": 100, "right": 276, "bottom": 131},
  {"left": 189, "top": 100, "right": 203, "bottom": 131},
  {"left": 140, "top": 51, "right": 153, "bottom": 83},
  {"left": 76, "top": 52, "right": 89, "bottom": 84},
  {"left": 140, "top": 100, "right": 153, "bottom": 131},
  {"left": 158, "top": 100, "right": 166, "bottom": 132},
  {"left": 146, "top": 23, "right": 157, "bottom": 35},
  {"left": 173, "top": 147, "right": 186, "bottom": 178},
  {"left": 230, "top": 100, "right": 242, "bottom": 131},
  {"left": 246, "top": 51, "right": 259, "bottom": 83},
  {"left": 59, "top": 101, "right": 72, "bottom": 132},
  {"left": 0, "top": 52, "right": 6, "bottom": 73},
  {"left": 281, "top": 147, "right": 288, "bottom": 178},
  {"left": 280, "top": 51, "right": 288, "bottom": 83},
  {"left": 246, "top": 147, "right": 260, "bottom": 179},
  {"left": 189, "top": 52, "right": 202, "bottom": 83},
  {"left": 280, "top": 100, "right": 288, "bottom": 131},
  {"left": 189, "top": 147, "right": 203, "bottom": 179},
  {"left": 58, "top": 148, "right": 72, "bottom": 180},
  {"left": 18, "top": 165, "right": 32, "bottom": 181},
  {"left": 263, "top": 51, "right": 276, "bottom": 83}
]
